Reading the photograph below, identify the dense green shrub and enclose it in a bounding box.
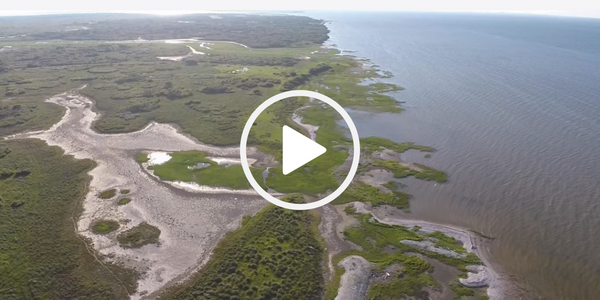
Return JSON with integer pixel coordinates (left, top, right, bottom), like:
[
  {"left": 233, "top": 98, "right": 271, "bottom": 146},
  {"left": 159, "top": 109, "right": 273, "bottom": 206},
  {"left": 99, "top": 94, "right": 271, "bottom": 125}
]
[
  {"left": 117, "top": 222, "right": 161, "bottom": 248},
  {"left": 118, "top": 198, "right": 131, "bottom": 205},
  {"left": 0, "top": 140, "right": 137, "bottom": 299},
  {"left": 161, "top": 195, "right": 324, "bottom": 300},
  {"left": 98, "top": 189, "right": 117, "bottom": 199}
]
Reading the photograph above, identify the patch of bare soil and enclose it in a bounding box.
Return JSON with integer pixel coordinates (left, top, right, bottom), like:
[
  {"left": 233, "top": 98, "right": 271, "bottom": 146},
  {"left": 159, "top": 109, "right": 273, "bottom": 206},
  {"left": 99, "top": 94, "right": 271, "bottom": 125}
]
[{"left": 335, "top": 255, "right": 371, "bottom": 300}]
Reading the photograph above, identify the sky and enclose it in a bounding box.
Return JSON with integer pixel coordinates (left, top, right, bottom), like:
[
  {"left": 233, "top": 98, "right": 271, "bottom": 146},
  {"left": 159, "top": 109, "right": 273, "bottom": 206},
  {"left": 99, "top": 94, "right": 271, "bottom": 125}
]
[{"left": 1, "top": 1, "right": 600, "bottom": 19}]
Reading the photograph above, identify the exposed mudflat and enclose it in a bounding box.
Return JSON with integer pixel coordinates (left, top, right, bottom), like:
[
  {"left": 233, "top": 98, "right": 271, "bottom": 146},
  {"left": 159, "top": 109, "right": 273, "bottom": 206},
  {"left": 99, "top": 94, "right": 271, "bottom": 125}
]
[
  {"left": 335, "top": 255, "right": 371, "bottom": 300},
  {"left": 355, "top": 168, "right": 395, "bottom": 186},
  {"left": 5, "top": 88, "right": 267, "bottom": 299},
  {"left": 317, "top": 204, "right": 358, "bottom": 281}
]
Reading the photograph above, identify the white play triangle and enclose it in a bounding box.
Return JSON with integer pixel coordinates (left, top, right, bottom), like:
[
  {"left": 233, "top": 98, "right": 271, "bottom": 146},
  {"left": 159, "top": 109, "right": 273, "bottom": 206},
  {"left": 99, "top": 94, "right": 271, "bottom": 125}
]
[{"left": 282, "top": 125, "right": 327, "bottom": 175}]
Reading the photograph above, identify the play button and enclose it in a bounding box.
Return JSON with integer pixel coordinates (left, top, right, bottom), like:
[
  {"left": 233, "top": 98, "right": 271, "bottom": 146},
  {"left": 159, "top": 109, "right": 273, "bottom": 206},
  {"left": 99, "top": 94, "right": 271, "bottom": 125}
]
[
  {"left": 240, "top": 90, "right": 360, "bottom": 211},
  {"left": 282, "top": 125, "right": 326, "bottom": 175}
]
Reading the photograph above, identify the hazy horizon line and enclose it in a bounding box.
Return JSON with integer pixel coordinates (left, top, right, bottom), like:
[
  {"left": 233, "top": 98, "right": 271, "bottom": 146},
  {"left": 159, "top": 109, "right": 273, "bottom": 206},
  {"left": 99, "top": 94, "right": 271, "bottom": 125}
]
[{"left": 0, "top": 10, "right": 599, "bottom": 20}]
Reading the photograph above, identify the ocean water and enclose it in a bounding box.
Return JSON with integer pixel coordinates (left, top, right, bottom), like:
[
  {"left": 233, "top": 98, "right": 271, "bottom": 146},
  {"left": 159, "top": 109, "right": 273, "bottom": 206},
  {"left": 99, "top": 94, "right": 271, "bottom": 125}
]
[{"left": 306, "top": 12, "right": 600, "bottom": 299}]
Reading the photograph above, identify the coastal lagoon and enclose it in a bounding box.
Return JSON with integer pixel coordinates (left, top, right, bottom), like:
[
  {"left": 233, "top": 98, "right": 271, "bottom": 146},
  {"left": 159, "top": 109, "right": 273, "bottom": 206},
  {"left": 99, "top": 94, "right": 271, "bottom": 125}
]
[{"left": 307, "top": 12, "right": 600, "bottom": 299}]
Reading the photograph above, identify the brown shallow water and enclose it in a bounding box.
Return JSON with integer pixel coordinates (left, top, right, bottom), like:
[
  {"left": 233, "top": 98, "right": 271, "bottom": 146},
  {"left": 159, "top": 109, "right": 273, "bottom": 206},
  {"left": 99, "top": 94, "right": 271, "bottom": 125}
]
[{"left": 308, "top": 11, "right": 600, "bottom": 300}]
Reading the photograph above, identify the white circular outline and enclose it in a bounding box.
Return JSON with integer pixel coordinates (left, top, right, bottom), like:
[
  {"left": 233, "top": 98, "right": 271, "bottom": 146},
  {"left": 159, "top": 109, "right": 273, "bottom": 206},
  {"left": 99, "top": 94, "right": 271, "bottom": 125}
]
[{"left": 240, "top": 90, "right": 360, "bottom": 210}]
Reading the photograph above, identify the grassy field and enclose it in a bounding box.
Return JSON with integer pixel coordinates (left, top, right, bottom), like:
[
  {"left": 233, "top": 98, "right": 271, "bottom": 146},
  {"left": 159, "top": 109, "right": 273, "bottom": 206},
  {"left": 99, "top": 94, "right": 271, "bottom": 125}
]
[
  {"left": 0, "top": 139, "right": 137, "bottom": 299},
  {"left": 159, "top": 195, "right": 324, "bottom": 300},
  {"left": 149, "top": 151, "right": 266, "bottom": 190},
  {"left": 92, "top": 220, "right": 120, "bottom": 234}
]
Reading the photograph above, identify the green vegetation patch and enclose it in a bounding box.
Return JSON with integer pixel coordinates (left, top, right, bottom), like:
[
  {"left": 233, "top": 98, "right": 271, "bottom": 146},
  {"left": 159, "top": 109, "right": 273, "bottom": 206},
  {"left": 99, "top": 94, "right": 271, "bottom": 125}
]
[
  {"left": 374, "top": 160, "right": 447, "bottom": 183},
  {"left": 98, "top": 188, "right": 117, "bottom": 199},
  {"left": 0, "top": 147, "right": 10, "bottom": 159},
  {"left": 161, "top": 195, "right": 324, "bottom": 300},
  {"left": 450, "top": 282, "right": 476, "bottom": 299},
  {"left": 249, "top": 97, "right": 304, "bottom": 161},
  {"left": 117, "top": 198, "right": 131, "bottom": 206},
  {"left": 368, "top": 273, "right": 436, "bottom": 300},
  {"left": 414, "top": 163, "right": 448, "bottom": 183},
  {"left": 120, "top": 189, "right": 130, "bottom": 194},
  {"left": 149, "top": 151, "right": 266, "bottom": 190},
  {"left": 0, "top": 102, "right": 65, "bottom": 137},
  {"left": 333, "top": 181, "right": 410, "bottom": 210},
  {"left": 362, "top": 136, "right": 434, "bottom": 153},
  {"left": 0, "top": 140, "right": 136, "bottom": 299},
  {"left": 304, "top": 58, "right": 405, "bottom": 112},
  {"left": 88, "top": 67, "right": 118, "bottom": 74},
  {"left": 428, "top": 231, "right": 466, "bottom": 254},
  {"left": 344, "top": 205, "right": 357, "bottom": 215},
  {"left": 136, "top": 153, "right": 149, "bottom": 163},
  {"left": 117, "top": 222, "right": 161, "bottom": 248},
  {"left": 343, "top": 214, "right": 422, "bottom": 258},
  {"left": 91, "top": 220, "right": 120, "bottom": 234}
]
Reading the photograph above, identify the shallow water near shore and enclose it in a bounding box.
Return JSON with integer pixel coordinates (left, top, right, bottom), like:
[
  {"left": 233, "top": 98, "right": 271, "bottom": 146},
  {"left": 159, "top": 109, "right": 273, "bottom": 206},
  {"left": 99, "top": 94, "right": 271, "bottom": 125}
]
[{"left": 306, "top": 11, "right": 600, "bottom": 299}]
